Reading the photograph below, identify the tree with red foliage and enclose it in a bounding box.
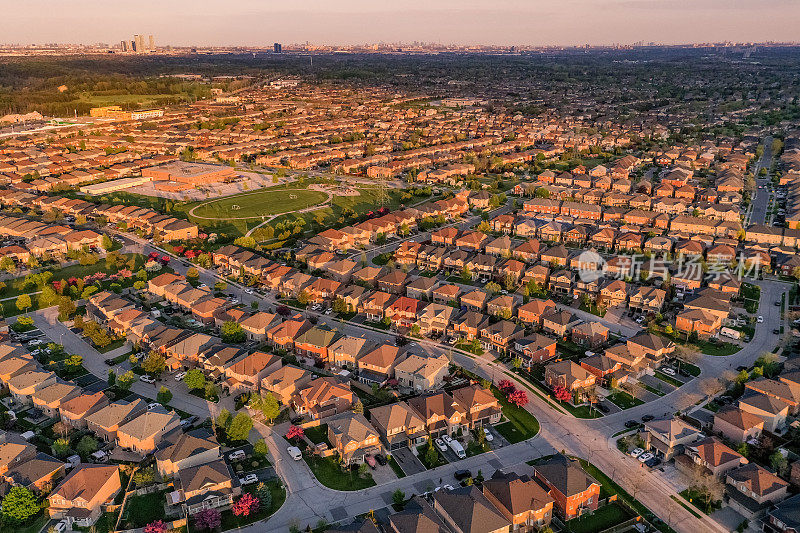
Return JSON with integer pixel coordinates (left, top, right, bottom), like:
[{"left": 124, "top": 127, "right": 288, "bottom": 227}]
[
  {"left": 232, "top": 493, "right": 260, "bottom": 517},
  {"left": 553, "top": 385, "right": 572, "bottom": 402},
  {"left": 194, "top": 509, "right": 221, "bottom": 530},
  {"left": 144, "top": 520, "right": 167, "bottom": 533},
  {"left": 285, "top": 425, "right": 304, "bottom": 441},
  {"left": 497, "top": 379, "right": 516, "bottom": 394},
  {"left": 508, "top": 389, "right": 528, "bottom": 407},
  {"left": 173, "top": 245, "right": 185, "bottom": 255}
]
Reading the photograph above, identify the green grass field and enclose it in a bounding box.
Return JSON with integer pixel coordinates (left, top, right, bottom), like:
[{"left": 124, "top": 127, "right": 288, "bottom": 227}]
[
  {"left": 190, "top": 188, "right": 329, "bottom": 220},
  {"left": 78, "top": 92, "right": 187, "bottom": 108}
]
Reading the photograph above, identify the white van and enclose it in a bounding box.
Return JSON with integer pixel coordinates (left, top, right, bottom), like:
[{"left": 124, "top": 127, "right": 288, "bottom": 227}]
[
  {"left": 287, "top": 446, "right": 302, "bottom": 461},
  {"left": 448, "top": 440, "right": 466, "bottom": 459}
]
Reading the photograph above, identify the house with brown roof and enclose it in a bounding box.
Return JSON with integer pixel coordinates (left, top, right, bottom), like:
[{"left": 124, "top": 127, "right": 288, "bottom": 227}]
[
  {"left": 7, "top": 370, "right": 57, "bottom": 405},
  {"left": 266, "top": 317, "right": 312, "bottom": 351},
  {"left": 452, "top": 384, "right": 501, "bottom": 428},
  {"left": 2, "top": 452, "right": 64, "bottom": 493},
  {"left": 408, "top": 391, "right": 467, "bottom": 438},
  {"left": 532, "top": 454, "right": 600, "bottom": 520},
  {"left": 117, "top": 410, "right": 181, "bottom": 455},
  {"left": 544, "top": 361, "right": 596, "bottom": 403},
  {"left": 512, "top": 334, "right": 558, "bottom": 367},
  {"left": 48, "top": 464, "right": 121, "bottom": 527},
  {"left": 239, "top": 312, "right": 279, "bottom": 341},
  {"left": 643, "top": 417, "right": 703, "bottom": 460},
  {"left": 223, "top": 351, "right": 282, "bottom": 393},
  {"left": 713, "top": 407, "right": 765, "bottom": 443},
  {"left": 58, "top": 391, "right": 110, "bottom": 430},
  {"left": 85, "top": 399, "right": 148, "bottom": 443},
  {"left": 327, "top": 412, "right": 382, "bottom": 465},
  {"left": 31, "top": 381, "right": 81, "bottom": 418},
  {"left": 171, "top": 458, "right": 241, "bottom": 516},
  {"left": 571, "top": 321, "right": 609, "bottom": 348},
  {"left": 517, "top": 299, "right": 557, "bottom": 327},
  {"left": 357, "top": 343, "right": 406, "bottom": 385},
  {"left": 482, "top": 470, "right": 554, "bottom": 531},
  {"left": 369, "top": 401, "right": 427, "bottom": 451},
  {"left": 433, "top": 485, "right": 512, "bottom": 533},
  {"left": 726, "top": 463, "right": 789, "bottom": 518},
  {"left": 294, "top": 376, "right": 355, "bottom": 420},
  {"left": 461, "top": 289, "right": 489, "bottom": 312},
  {"left": 0, "top": 439, "right": 36, "bottom": 476},
  {"left": 156, "top": 429, "right": 220, "bottom": 477},
  {"left": 260, "top": 365, "right": 312, "bottom": 405},
  {"left": 540, "top": 310, "right": 581, "bottom": 338},
  {"left": 681, "top": 437, "right": 747, "bottom": 478}
]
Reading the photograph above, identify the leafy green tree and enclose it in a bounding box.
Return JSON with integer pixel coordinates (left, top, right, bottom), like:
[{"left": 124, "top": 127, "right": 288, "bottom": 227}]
[
  {"left": 424, "top": 438, "right": 439, "bottom": 467},
  {"left": 227, "top": 413, "right": 254, "bottom": 442},
  {"left": 0, "top": 256, "right": 15, "bottom": 273},
  {"left": 142, "top": 351, "right": 166, "bottom": 375},
  {"left": 184, "top": 369, "right": 206, "bottom": 390},
  {"left": 253, "top": 439, "right": 269, "bottom": 458},
  {"left": 101, "top": 234, "right": 114, "bottom": 250},
  {"left": 221, "top": 321, "right": 245, "bottom": 343},
  {"left": 186, "top": 267, "right": 199, "bottom": 281},
  {"left": 107, "top": 369, "right": 116, "bottom": 386},
  {"left": 15, "top": 294, "right": 31, "bottom": 314},
  {"left": 157, "top": 386, "right": 173, "bottom": 404},
  {"left": 216, "top": 408, "right": 232, "bottom": 430},
  {"left": 392, "top": 489, "right": 405, "bottom": 507},
  {"left": 1, "top": 486, "right": 39, "bottom": 524},
  {"left": 251, "top": 392, "right": 280, "bottom": 423},
  {"left": 64, "top": 354, "right": 83, "bottom": 373},
  {"left": 58, "top": 296, "right": 76, "bottom": 321},
  {"left": 75, "top": 435, "right": 98, "bottom": 457},
  {"left": 117, "top": 370, "right": 136, "bottom": 391},
  {"left": 52, "top": 437, "right": 70, "bottom": 457}
]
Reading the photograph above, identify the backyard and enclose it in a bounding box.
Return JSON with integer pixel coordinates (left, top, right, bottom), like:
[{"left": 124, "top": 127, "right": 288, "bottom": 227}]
[{"left": 303, "top": 455, "right": 376, "bottom": 491}]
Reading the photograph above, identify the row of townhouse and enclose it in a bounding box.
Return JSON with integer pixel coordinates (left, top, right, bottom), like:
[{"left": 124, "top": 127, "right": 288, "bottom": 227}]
[{"left": 339, "top": 452, "right": 602, "bottom": 532}]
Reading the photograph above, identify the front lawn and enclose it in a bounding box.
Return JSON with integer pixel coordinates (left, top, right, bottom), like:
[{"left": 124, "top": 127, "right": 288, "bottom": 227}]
[
  {"left": 679, "top": 488, "right": 722, "bottom": 515},
  {"left": 388, "top": 454, "right": 406, "bottom": 478},
  {"left": 492, "top": 388, "right": 540, "bottom": 442},
  {"left": 304, "top": 455, "right": 376, "bottom": 490},
  {"left": 607, "top": 391, "right": 644, "bottom": 410},
  {"left": 417, "top": 443, "right": 448, "bottom": 469},
  {"left": 304, "top": 424, "right": 330, "bottom": 445}
]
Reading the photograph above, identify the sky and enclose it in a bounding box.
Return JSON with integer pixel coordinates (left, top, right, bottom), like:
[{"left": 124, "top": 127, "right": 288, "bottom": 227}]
[{"left": 1, "top": 0, "right": 799, "bottom": 47}]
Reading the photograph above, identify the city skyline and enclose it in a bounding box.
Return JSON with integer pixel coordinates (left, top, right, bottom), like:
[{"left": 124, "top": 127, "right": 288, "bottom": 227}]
[{"left": 1, "top": 0, "right": 799, "bottom": 47}]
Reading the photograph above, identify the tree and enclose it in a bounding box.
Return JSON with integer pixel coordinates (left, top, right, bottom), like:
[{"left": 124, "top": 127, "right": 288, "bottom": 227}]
[
  {"left": 117, "top": 370, "right": 136, "bottom": 391},
  {"left": 107, "top": 369, "right": 116, "bottom": 386},
  {"left": 194, "top": 509, "right": 222, "bottom": 531},
  {"left": 0, "top": 256, "right": 15, "bottom": 273},
  {"left": 214, "top": 281, "right": 228, "bottom": 292},
  {"left": 157, "top": 386, "right": 173, "bottom": 405},
  {"left": 508, "top": 389, "right": 528, "bottom": 407},
  {"left": 297, "top": 290, "right": 310, "bottom": 305},
  {"left": 64, "top": 354, "right": 83, "bottom": 373},
  {"left": 221, "top": 321, "right": 246, "bottom": 343},
  {"left": 75, "top": 435, "right": 98, "bottom": 457},
  {"left": 233, "top": 493, "right": 260, "bottom": 517},
  {"left": 699, "top": 378, "right": 724, "bottom": 399},
  {"left": 227, "top": 413, "right": 254, "bottom": 442},
  {"left": 425, "top": 438, "right": 439, "bottom": 467},
  {"left": 286, "top": 425, "right": 305, "bottom": 441},
  {"left": 252, "top": 392, "right": 280, "bottom": 423},
  {"left": 142, "top": 351, "right": 166, "bottom": 375},
  {"left": 101, "top": 234, "right": 114, "bottom": 251},
  {"left": 484, "top": 281, "right": 501, "bottom": 295},
  {"left": 1, "top": 486, "right": 39, "bottom": 524},
  {"left": 497, "top": 379, "right": 516, "bottom": 394},
  {"left": 58, "top": 296, "right": 76, "bottom": 321},
  {"left": 52, "top": 437, "right": 70, "bottom": 457},
  {"left": 216, "top": 408, "right": 232, "bottom": 430},
  {"left": 392, "top": 489, "right": 406, "bottom": 508},
  {"left": 770, "top": 451, "right": 789, "bottom": 476},
  {"left": 253, "top": 439, "right": 269, "bottom": 458},
  {"left": 15, "top": 294, "right": 31, "bottom": 314},
  {"left": 186, "top": 267, "right": 200, "bottom": 282},
  {"left": 184, "top": 369, "right": 206, "bottom": 390},
  {"left": 553, "top": 385, "right": 572, "bottom": 403}
]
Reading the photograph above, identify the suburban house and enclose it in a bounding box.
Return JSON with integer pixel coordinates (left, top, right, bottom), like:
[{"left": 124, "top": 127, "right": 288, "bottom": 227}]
[
  {"left": 47, "top": 464, "right": 121, "bottom": 527},
  {"left": 357, "top": 344, "right": 406, "bottom": 385},
  {"left": 679, "top": 437, "right": 747, "bottom": 477},
  {"left": 452, "top": 384, "right": 502, "bottom": 428},
  {"left": 512, "top": 334, "right": 558, "bottom": 366},
  {"left": 260, "top": 365, "right": 313, "bottom": 405},
  {"left": 116, "top": 410, "right": 181, "bottom": 454},
  {"left": 169, "top": 458, "right": 241, "bottom": 516},
  {"left": 408, "top": 392, "right": 467, "bottom": 438},
  {"left": 726, "top": 463, "right": 789, "bottom": 518},
  {"left": 544, "top": 361, "right": 596, "bottom": 403},
  {"left": 393, "top": 353, "right": 450, "bottom": 391},
  {"left": 532, "top": 454, "right": 601, "bottom": 519},
  {"left": 642, "top": 417, "right": 703, "bottom": 460},
  {"left": 482, "top": 470, "right": 554, "bottom": 531},
  {"left": 293, "top": 376, "right": 356, "bottom": 420},
  {"left": 713, "top": 407, "right": 765, "bottom": 443},
  {"left": 85, "top": 399, "right": 148, "bottom": 443},
  {"left": 155, "top": 429, "right": 221, "bottom": 478},
  {"left": 59, "top": 392, "right": 110, "bottom": 430},
  {"left": 368, "top": 401, "right": 427, "bottom": 451},
  {"left": 738, "top": 393, "right": 789, "bottom": 433},
  {"left": 223, "top": 351, "right": 282, "bottom": 393},
  {"left": 327, "top": 412, "right": 382, "bottom": 465},
  {"left": 432, "top": 485, "right": 512, "bottom": 533}
]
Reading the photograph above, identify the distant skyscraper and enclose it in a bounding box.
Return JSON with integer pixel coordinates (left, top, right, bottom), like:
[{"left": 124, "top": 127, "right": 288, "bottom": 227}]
[
  {"left": 274, "top": 43, "right": 282, "bottom": 54},
  {"left": 134, "top": 34, "right": 144, "bottom": 52},
  {"left": 148, "top": 35, "right": 155, "bottom": 50},
  {"left": 121, "top": 40, "right": 129, "bottom": 52}
]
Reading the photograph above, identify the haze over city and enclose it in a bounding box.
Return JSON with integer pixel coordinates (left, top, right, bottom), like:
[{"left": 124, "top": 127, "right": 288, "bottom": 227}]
[{"left": 2, "top": 0, "right": 800, "bottom": 46}]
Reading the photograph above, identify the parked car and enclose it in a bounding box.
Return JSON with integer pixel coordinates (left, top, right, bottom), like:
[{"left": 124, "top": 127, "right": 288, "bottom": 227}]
[
  {"left": 629, "top": 447, "right": 644, "bottom": 458},
  {"left": 174, "top": 371, "right": 187, "bottom": 381},
  {"left": 638, "top": 452, "right": 654, "bottom": 463},
  {"left": 54, "top": 520, "right": 68, "bottom": 533},
  {"left": 758, "top": 316, "right": 764, "bottom": 323},
  {"left": 595, "top": 403, "right": 609, "bottom": 413},
  {"left": 147, "top": 402, "right": 161, "bottom": 411},
  {"left": 442, "top": 434, "right": 453, "bottom": 444},
  {"left": 454, "top": 469, "right": 472, "bottom": 481},
  {"left": 139, "top": 375, "right": 156, "bottom": 384},
  {"left": 228, "top": 450, "right": 246, "bottom": 461},
  {"left": 435, "top": 438, "right": 448, "bottom": 452},
  {"left": 624, "top": 420, "right": 640, "bottom": 429},
  {"left": 482, "top": 427, "right": 494, "bottom": 442},
  {"left": 644, "top": 456, "right": 662, "bottom": 468},
  {"left": 774, "top": 329, "right": 781, "bottom": 335},
  {"left": 239, "top": 474, "right": 258, "bottom": 485},
  {"left": 375, "top": 454, "right": 387, "bottom": 466},
  {"left": 365, "top": 455, "right": 377, "bottom": 469},
  {"left": 245, "top": 288, "right": 254, "bottom": 295},
  {"left": 641, "top": 415, "right": 654, "bottom": 422},
  {"left": 287, "top": 446, "right": 302, "bottom": 461},
  {"left": 442, "top": 484, "right": 455, "bottom": 491},
  {"left": 662, "top": 367, "right": 676, "bottom": 376}
]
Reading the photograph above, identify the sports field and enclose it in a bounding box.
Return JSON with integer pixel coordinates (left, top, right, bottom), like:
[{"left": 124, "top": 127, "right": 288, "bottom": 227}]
[{"left": 189, "top": 188, "right": 329, "bottom": 220}]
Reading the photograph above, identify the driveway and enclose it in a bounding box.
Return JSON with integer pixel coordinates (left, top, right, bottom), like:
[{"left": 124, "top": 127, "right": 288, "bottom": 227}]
[{"left": 391, "top": 447, "right": 427, "bottom": 476}]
